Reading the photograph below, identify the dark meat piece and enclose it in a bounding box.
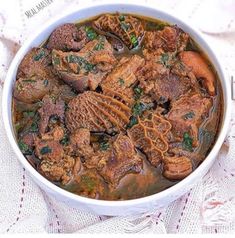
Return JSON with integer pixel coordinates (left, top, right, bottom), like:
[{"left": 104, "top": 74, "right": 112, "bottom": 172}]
[
  {"left": 93, "top": 14, "right": 144, "bottom": 49},
  {"left": 179, "top": 51, "right": 216, "bottom": 95},
  {"left": 38, "top": 95, "right": 65, "bottom": 134},
  {"left": 145, "top": 26, "right": 189, "bottom": 52},
  {"left": 138, "top": 49, "right": 199, "bottom": 102},
  {"left": 162, "top": 156, "right": 192, "bottom": 180},
  {"left": 167, "top": 93, "right": 212, "bottom": 146},
  {"left": 66, "top": 91, "right": 131, "bottom": 134},
  {"left": 14, "top": 76, "right": 52, "bottom": 103},
  {"left": 35, "top": 135, "right": 76, "bottom": 184},
  {"left": 17, "top": 48, "right": 56, "bottom": 80},
  {"left": 85, "top": 134, "right": 143, "bottom": 186},
  {"left": 128, "top": 114, "right": 172, "bottom": 167},
  {"left": 47, "top": 24, "right": 89, "bottom": 51},
  {"left": 39, "top": 155, "right": 75, "bottom": 184},
  {"left": 70, "top": 128, "right": 94, "bottom": 158},
  {"left": 52, "top": 36, "right": 116, "bottom": 92},
  {"left": 101, "top": 55, "right": 145, "bottom": 106},
  {"left": 107, "top": 36, "right": 124, "bottom": 52},
  {"left": 35, "top": 139, "right": 64, "bottom": 161}
]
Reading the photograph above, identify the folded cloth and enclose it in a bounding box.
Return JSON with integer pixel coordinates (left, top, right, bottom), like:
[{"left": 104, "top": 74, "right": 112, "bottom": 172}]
[{"left": 0, "top": 0, "right": 235, "bottom": 233}]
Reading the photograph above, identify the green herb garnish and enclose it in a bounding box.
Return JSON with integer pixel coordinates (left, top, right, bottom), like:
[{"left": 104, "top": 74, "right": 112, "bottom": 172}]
[
  {"left": 132, "top": 102, "right": 153, "bottom": 117},
  {"left": 100, "top": 141, "right": 109, "bottom": 151},
  {"left": 43, "top": 79, "right": 49, "bottom": 87},
  {"left": 182, "top": 111, "right": 195, "bottom": 120},
  {"left": 182, "top": 132, "right": 193, "bottom": 151},
  {"left": 118, "top": 78, "right": 125, "bottom": 86},
  {"left": 159, "top": 53, "right": 170, "bottom": 67},
  {"left": 33, "top": 50, "right": 45, "bottom": 61},
  {"left": 60, "top": 134, "right": 69, "bottom": 146},
  {"left": 85, "top": 26, "right": 97, "bottom": 40},
  {"left": 18, "top": 140, "right": 32, "bottom": 155},
  {"left": 146, "top": 21, "right": 168, "bottom": 31},
  {"left": 126, "top": 116, "right": 138, "bottom": 129},
  {"left": 133, "top": 86, "right": 143, "bottom": 100},
  {"left": 130, "top": 34, "right": 138, "bottom": 48},
  {"left": 119, "top": 15, "right": 125, "bottom": 21},
  {"left": 30, "top": 121, "right": 38, "bottom": 132},
  {"left": 67, "top": 55, "right": 95, "bottom": 72},
  {"left": 94, "top": 36, "right": 105, "bottom": 51},
  {"left": 40, "top": 146, "right": 52, "bottom": 155}
]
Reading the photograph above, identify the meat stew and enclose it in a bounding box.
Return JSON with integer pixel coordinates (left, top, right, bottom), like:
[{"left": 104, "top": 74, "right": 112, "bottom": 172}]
[{"left": 12, "top": 13, "right": 222, "bottom": 200}]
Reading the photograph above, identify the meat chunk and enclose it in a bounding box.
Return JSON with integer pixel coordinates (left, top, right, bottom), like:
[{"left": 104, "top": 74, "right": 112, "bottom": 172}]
[
  {"left": 128, "top": 114, "right": 172, "bottom": 167},
  {"left": 145, "top": 26, "right": 189, "bottom": 52},
  {"left": 101, "top": 55, "right": 145, "bottom": 106},
  {"left": 70, "top": 128, "right": 94, "bottom": 158},
  {"left": 17, "top": 48, "right": 56, "bottom": 80},
  {"left": 14, "top": 76, "right": 52, "bottom": 103},
  {"left": 39, "top": 155, "right": 75, "bottom": 184},
  {"left": 163, "top": 156, "right": 192, "bottom": 180},
  {"left": 85, "top": 134, "right": 143, "bottom": 186},
  {"left": 93, "top": 14, "right": 144, "bottom": 49},
  {"left": 38, "top": 95, "right": 65, "bottom": 134},
  {"left": 65, "top": 91, "right": 131, "bottom": 134},
  {"left": 179, "top": 51, "right": 216, "bottom": 95},
  {"left": 167, "top": 93, "right": 212, "bottom": 146},
  {"left": 138, "top": 49, "right": 199, "bottom": 102},
  {"left": 35, "top": 134, "right": 76, "bottom": 184},
  {"left": 47, "top": 24, "right": 89, "bottom": 51},
  {"left": 52, "top": 36, "right": 116, "bottom": 92}
]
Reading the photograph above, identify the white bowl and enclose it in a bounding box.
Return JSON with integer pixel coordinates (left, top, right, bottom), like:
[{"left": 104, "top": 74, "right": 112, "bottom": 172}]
[{"left": 2, "top": 2, "right": 232, "bottom": 216}]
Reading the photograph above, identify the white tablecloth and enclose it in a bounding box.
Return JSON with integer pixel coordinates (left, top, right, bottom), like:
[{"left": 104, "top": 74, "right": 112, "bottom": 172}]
[{"left": 0, "top": 0, "right": 235, "bottom": 233}]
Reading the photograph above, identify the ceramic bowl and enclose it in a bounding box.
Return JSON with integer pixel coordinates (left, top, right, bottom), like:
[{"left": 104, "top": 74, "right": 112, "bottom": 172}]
[{"left": 2, "top": 2, "right": 231, "bottom": 216}]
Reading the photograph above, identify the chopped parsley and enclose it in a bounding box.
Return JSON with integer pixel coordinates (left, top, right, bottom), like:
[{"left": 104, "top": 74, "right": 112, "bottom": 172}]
[
  {"left": 118, "top": 78, "right": 125, "bottom": 86},
  {"left": 60, "top": 134, "right": 69, "bottom": 146},
  {"left": 159, "top": 53, "right": 170, "bottom": 67},
  {"left": 30, "top": 121, "right": 38, "bottom": 132},
  {"left": 132, "top": 102, "right": 153, "bottom": 117},
  {"left": 133, "top": 86, "right": 143, "bottom": 100},
  {"left": 126, "top": 116, "right": 138, "bottom": 129},
  {"left": 85, "top": 26, "right": 97, "bottom": 40},
  {"left": 182, "top": 111, "right": 195, "bottom": 120},
  {"left": 130, "top": 34, "right": 138, "bottom": 48},
  {"left": 94, "top": 36, "right": 105, "bottom": 51},
  {"left": 182, "top": 132, "right": 193, "bottom": 151},
  {"left": 40, "top": 146, "right": 52, "bottom": 155},
  {"left": 99, "top": 141, "right": 109, "bottom": 151},
  {"left": 119, "top": 15, "right": 125, "bottom": 21},
  {"left": 33, "top": 50, "right": 45, "bottom": 61},
  {"left": 67, "top": 55, "right": 95, "bottom": 72},
  {"left": 18, "top": 140, "right": 32, "bottom": 155},
  {"left": 43, "top": 79, "right": 49, "bottom": 87}
]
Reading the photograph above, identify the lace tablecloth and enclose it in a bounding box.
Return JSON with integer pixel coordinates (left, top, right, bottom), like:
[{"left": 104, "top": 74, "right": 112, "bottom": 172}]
[{"left": 0, "top": 0, "right": 235, "bottom": 233}]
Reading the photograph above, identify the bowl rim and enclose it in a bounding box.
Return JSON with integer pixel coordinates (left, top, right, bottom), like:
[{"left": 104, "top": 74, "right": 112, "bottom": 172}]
[{"left": 2, "top": 2, "right": 232, "bottom": 208}]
